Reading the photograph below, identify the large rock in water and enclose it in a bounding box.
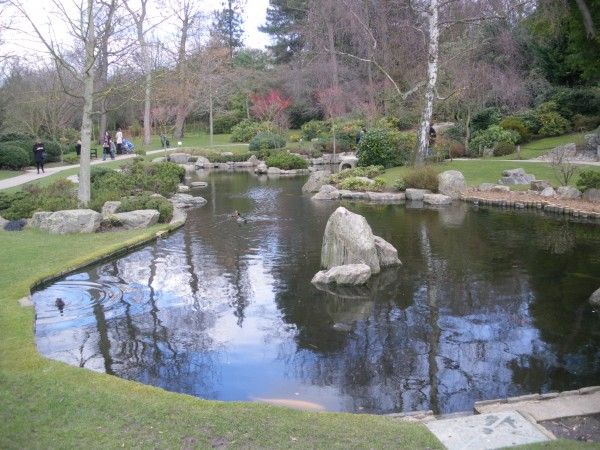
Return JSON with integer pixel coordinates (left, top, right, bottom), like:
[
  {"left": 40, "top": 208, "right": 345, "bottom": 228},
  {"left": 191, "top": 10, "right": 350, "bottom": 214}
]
[
  {"left": 32, "top": 209, "right": 102, "bottom": 234},
  {"left": 320, "top": 207, "right": 401, "bottom": 275},
  {"left": 311, "top": 264, "right": 372, "bottom": 285},
  {"left": 321, "top": 207, "right": 380, "bottom": 273},
  {"left": 437, "top": 170, "right": 466, "bottom": 199},
  {"left": 302, "top": 170, "right": 331, "bottom": 193}
]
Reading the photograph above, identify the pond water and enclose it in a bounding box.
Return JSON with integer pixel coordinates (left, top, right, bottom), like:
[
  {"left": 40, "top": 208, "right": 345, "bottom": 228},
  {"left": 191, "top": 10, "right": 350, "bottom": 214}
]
[{"left": 32, "top": 170, "right": 600, "bottom": 415}]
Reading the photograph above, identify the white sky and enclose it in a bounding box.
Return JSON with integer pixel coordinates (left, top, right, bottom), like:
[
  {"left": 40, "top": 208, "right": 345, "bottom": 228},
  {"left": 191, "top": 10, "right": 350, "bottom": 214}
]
[{"left": 4, "top": 0, "right": 270, "bottom": 55}]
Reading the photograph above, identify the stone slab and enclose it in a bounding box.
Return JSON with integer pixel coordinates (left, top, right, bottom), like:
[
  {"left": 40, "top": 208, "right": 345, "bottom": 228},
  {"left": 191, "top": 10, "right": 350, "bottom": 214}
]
[
  {"left": 475, "top": 392, "right": 600, "bottom": 422},
  {"left": 425, "top": 411, "right": 550, "bottom": 450}
]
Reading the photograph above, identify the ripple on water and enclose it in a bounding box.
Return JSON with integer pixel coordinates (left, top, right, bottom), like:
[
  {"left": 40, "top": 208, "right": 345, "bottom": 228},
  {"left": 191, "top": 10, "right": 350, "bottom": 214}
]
[{"left": 32, "top": 279, "right": 153, "bottom": 331}]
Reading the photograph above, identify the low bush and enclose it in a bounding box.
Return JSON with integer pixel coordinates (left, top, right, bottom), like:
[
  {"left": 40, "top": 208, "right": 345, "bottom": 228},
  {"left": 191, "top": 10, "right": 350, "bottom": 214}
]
[
  {"left": 0, "top": 180, "right": 77, "bottom": 219},
  {"left": 572, "top": 114, "right": 600, "bottom": 132},
  {"left": 441, "top": 124, "right": 465, "bottom": 142},
  {"left": 265, "top": 151, "right": 308, "bottom": 170},
  {"left": 312, "top": 137, "right": 352, "bottom": 154},
  {"left": 330, "top": 166, "right": 385, "bottom": 184},
  {"left": 402, "top": 165, "right": 439, "bottom": 191},
  {"left": 287, "top": 146, "right": 322, "bottom": 158},
  {"left": 337, "top": 177, "right": 385, "bottom": 192},
  {"left": 493, "top": 141, "right": 517, "bottom": 157},
  {"left": 357, "top": 128, "right": 415, "bottom": 168},
  {"left": 116, "top": 193, "right": 174, "bottom": 223},
  {"left": 63, "top": 154, "right": 79, "bottom": 164},
  {"left": 469, "top": 126, "right": 520, "bottom": 156},
  {"left": 213, "top": 112, "right": 244, "bottom": 134},
  {"left": 500, "top": 117, "right": 531, "bottom": 143},
  {"left": 248, "top": 132, "right": 286, "bottom": 151},
  {"left": 0, "top": 132, "right": 35, "bottom": 142},
  {"left": 0, "top": 144, "right": 30, "bottom": 170},
  {"left": 393, "top": 178, "right": 406, "bottom": 191},
  {"left": 300, "top": 120, "right": 329, "bottom": 141},
  {"left": 230, "top": 119, "right": 272, "bottom": 142},
  {"left": 576, "top": 170, "right": 600, "bottom": 191}
]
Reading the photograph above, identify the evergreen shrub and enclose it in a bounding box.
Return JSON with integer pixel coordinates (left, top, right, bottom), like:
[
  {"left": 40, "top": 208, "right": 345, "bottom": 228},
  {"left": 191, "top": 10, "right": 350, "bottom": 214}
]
[
  {"left": 230, "top": 119, "right": 272, "bottom": 142},
  {"left": 402, "top": 165, "right": 439, "bottom": 191},
  {"left": 576, "top": 170, "right": 600, "bottom": 191},
  {"left": 249, "top": 132, "right": 286, "bottom": 151},
  {"left": 265, "top": 151, "right": 308, "bottom": 170},
  {"left": 493, "top": 141, "right": 517, "bottom": 157},
  {"left": 117, "top": 193, "right": 174, "bottom": 223},
  {"left": 0, "top": 144, "right": 30, "bottom": 170}
]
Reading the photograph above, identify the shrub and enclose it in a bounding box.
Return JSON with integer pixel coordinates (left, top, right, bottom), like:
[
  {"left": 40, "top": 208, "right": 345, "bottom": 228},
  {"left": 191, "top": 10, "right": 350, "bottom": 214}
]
[
  {"left": 515, "top": 109, "right": 542, "bottom": 135},
  {"left": 471, "top": 107, "right": 502, "bottom": 133},
  {"left": 0, "top": 191, "right": 37, "bottom": 219},
  {"left": 468, "top": 125, "right": 520, "bottom": 156},
  {"left": 0, "top": 180, "right": 77, "bottom": 219},
  {"left": 312, "top": 137, "right": 352, "bottom": 153},
  {"left": 576, "top": 170, "right": 600, "bottom": 191},
  {"left": 40, "top": 139, "right": 64, "bottom": 163},
  {"left": 330, "top": 166, "right": 385, "bottom": 184},
  {"left": 572, "top": 114, "right": 600, "bottom": 132},
  {"left": 117, "top": 193, "right": 174, "bottom": 223},
  {"left": 337, "top": 177, "right": 385, "bottom": 192},
  {"left": 265, "top": 151, "right": 308, "bottom": 170},
  {"left": 300, "top": 120, "right": 329, "bottom": 140},
  {"left": 402, "top": 165, "right": 439, "bottom": 191},
  {"left": 441, "top": 124, "right": 465, "bottom": 142},
  {"left": 393, "top": 178, "right": 406, "bottom": 191},
  {"left": 213, "top": 112, "right": 244, "bottom": 134},
  {"left": 493, "top": 141, "right": 517, "bottom": 157},
  {"left": 63, "top": 153, "right": 79, "bottom": 164},
  {"left": 0, "top": 144, "right": 30, "bottom": 170},
  {"left": 248, "top": 132, "right": 286, "bottom": 151},
  {"left": 500, "top": 117, "right": 531, "bottom": 143},
  {"left": 357, "top": 128, "right": 415, "bottom": 168},
  {"left": 90, "top": 166, "right": 117, "bottom": 184},
  {"left": 537, "top": 112, "right": 571, "bottom": 136},
  {"left": 230, "top": 119, "right": 272, "bottom": 142},
  {"left": 0, "top": 132, "right": 35, "bottom": 142},
  {"left": 287, "top": 146, "right": 322, "bottom": 158}
]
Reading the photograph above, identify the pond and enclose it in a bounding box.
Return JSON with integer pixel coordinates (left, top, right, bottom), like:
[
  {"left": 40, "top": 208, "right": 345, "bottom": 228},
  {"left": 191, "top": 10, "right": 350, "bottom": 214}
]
[{"left": 32, "top": 170, "right": 600, "bottom": 415}]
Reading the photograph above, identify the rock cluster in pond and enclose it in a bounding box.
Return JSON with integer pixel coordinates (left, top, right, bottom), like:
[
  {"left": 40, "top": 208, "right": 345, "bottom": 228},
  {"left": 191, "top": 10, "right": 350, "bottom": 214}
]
[
  {"left": 23, "top": 193, "right": 207, "bottom": 234},
  {"left": 312, "top": 207, "right": 401, "bottom": 286}
]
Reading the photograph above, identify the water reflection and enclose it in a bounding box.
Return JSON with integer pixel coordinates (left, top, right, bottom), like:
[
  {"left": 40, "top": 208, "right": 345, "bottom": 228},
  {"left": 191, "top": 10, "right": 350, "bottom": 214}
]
[{"left": 32, "top": 171, "right": 600, "bottom": 414}]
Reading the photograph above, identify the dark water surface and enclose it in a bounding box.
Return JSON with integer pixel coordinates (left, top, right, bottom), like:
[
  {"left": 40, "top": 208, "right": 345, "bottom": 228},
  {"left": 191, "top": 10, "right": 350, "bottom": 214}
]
[{"left": 33, "top": 170, "right": 600, "bottom": 414}]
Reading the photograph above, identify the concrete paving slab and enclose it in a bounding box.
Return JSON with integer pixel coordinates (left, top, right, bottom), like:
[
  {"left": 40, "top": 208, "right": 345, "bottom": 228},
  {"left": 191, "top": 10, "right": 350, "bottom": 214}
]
[
  {"left": 425, "top": 411, "right": 550, "bottom": 450},
  {"left": 476, "top": 391, "right": 600, "bottom": 422}
]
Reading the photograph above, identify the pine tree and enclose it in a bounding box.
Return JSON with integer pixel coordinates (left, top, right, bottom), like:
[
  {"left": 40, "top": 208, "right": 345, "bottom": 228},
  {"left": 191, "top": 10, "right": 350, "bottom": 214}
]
[
  {"left": 259, "top": 0, "right": 308, "bottom": 63},
  {"left": 211, "top": 0, "right": 245, "bottom": 59}
]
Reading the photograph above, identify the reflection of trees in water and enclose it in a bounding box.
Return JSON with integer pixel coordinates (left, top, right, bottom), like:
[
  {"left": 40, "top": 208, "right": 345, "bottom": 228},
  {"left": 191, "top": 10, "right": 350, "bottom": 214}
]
[{"left": 545, "top": 220, "right": 576, "bottom": 255}]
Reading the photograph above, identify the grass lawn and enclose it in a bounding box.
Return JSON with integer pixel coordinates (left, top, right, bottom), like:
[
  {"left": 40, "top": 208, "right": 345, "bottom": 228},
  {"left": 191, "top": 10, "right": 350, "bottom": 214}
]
[
  {"left": 494, "top": 132, "right": 587, "bottom": 160},
  {"left": 381, "top": 159, "right": 599, "bottom": 190},
  {"left": 0, "top": 226, "right": 444, "bottom": 449}
]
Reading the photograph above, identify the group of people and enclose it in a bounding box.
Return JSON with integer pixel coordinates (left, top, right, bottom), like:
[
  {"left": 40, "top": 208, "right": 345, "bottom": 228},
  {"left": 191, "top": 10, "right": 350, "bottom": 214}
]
[
  {"left": 32, "top": 128, "right": 135, "bottom": 175},
  {"left": 102, "top": 128, "right": 125, "bottom": 160}
]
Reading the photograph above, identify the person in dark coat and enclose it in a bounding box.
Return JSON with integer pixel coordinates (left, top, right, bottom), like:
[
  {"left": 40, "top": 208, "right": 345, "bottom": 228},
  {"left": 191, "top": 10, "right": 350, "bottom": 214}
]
[
  {"left": 32, "top": 139, "right": 46, "bottom": 174},
  {"left": 76, "top": 139, "right": 82, "bottom": 156}
]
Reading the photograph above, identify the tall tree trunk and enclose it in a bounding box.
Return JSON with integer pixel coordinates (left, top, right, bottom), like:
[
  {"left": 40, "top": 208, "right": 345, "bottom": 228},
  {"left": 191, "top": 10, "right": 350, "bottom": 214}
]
[
  {"left": 78, "top": 0, "right": 95, "bottom": 206},
  {"left": 326, "top": 21, "right": 339, "bottom": 90},
  {"left": 416, "top": 0, "right": 440, "bottom": 165}
]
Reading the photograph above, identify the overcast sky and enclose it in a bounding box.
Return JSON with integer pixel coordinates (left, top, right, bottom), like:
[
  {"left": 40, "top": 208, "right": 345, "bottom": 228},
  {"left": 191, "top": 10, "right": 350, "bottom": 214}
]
[{"left": 5, "top": 0, "right": 270, "bottom": 55}]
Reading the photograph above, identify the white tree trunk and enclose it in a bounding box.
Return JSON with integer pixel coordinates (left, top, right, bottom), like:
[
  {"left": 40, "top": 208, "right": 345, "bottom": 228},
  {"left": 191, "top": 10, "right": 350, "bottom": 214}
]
[
  {"left": 416, "top": 0, "right": 440, "bottom": 165},
  {"left": 78, "top": 0, "right": 95, "bottom": 206}
]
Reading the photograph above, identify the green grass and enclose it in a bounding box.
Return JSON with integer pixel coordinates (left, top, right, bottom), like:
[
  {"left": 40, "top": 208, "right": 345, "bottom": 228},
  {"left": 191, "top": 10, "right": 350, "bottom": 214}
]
[
  {"left": 382, "top": 160, "right": 599, "bottom": 191},
  {"left": 0, "top": 226, "right": 443, "bottom": 449},
  {"left": 494, "top": 133, "right": 587, "bottom": 160}
]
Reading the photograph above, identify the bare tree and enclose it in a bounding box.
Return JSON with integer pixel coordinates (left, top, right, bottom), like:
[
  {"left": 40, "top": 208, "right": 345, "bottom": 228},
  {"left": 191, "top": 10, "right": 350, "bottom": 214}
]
[{"left": 6, "top": 0, "right": 116, "bottom": 205}]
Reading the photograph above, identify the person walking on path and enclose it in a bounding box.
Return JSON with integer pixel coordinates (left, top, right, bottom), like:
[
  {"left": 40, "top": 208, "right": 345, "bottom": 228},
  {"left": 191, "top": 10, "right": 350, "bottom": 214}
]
[
  {"left": 115, "top": 128, "right": 123, "bottom": 155},
  {"left": 102, "top": 131, "right": 114, "bottom": 160},
  {"left": 32, "top": 139, "right": 46, "bottom": 174}
]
